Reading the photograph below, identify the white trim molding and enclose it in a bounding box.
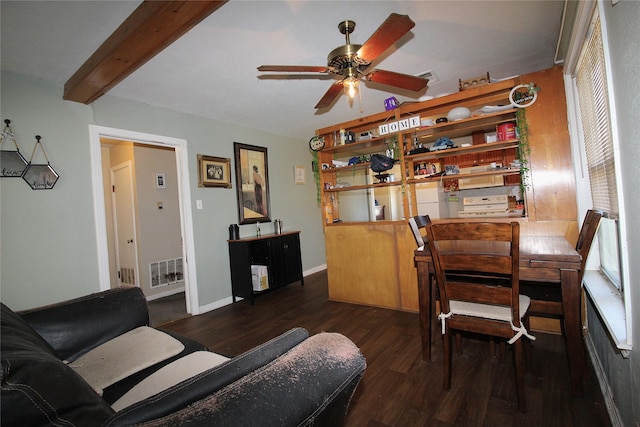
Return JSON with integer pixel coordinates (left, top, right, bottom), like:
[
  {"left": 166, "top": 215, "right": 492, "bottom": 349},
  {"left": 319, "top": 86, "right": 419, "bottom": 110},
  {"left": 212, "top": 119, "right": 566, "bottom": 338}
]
[{"left": 88, "top": 125, "right": 200, "bottom": 315}]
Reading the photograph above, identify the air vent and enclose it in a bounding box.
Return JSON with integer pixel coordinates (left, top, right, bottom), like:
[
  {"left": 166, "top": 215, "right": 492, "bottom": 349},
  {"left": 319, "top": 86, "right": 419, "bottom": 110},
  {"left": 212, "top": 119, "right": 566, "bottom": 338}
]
[
  {"left": 150, "top": 258, "right": 184, "bottom": 288},
  {"left": 416, "top": 70, "right": 439, "bottom": 84}
]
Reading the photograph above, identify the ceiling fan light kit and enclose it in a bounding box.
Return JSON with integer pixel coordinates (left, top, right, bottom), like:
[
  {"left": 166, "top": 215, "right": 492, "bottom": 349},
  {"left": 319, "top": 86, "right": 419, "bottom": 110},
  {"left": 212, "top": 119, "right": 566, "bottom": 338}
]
[{"left": 258, "top": 13, "right": 428, "bottom": 110}]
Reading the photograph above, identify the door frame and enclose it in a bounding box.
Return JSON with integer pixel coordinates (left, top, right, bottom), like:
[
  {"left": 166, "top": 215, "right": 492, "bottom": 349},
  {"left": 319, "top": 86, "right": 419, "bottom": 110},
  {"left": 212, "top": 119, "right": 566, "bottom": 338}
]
[
  {"left": 89, "top": 125, "right": 200, "bottom": 314},
  {"left": 110, "top": 161, "right": 141, "bottom": 288}
]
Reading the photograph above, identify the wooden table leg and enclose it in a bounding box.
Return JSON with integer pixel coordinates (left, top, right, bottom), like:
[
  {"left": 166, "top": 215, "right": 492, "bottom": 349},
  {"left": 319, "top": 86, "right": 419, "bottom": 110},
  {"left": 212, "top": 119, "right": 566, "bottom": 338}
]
[
  {"left": 417, "top": 260, "right": 433, "bottom": 361},
  {"left": 561, "top": 268, "right": 586, "bottom": 396}
]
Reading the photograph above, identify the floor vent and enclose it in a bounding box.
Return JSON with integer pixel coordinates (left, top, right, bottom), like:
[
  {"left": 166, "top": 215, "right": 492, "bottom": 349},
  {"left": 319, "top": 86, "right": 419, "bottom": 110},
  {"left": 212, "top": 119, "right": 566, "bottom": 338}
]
[
  {"left": 120, "top": 267, "right": 135, "bottom": 285},
  {"left": 150, "top": 258, "right": 184, "bottom": 288}
]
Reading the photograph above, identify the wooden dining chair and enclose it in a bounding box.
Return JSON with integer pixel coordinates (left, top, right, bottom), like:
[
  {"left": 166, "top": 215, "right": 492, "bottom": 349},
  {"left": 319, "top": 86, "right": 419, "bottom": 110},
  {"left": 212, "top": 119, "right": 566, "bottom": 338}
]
[
  {"left": 521, "top": 209, "right": 603, "bottom": 318},
  {"left": 425, "top": 221, "right": 534, "bottom": 413},
  {"left": 408, "top": 214, "right": 431, "bottom": 247}
]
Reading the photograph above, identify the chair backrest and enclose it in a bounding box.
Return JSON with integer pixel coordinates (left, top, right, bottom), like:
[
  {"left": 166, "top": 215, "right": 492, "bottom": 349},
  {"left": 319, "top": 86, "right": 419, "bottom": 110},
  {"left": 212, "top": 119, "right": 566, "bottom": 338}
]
[
  {"left": 408, "top": 215, "right": 431, "bottom": 247},
  {"left": 425, "top": 221, "right": 521, "bottom": 325},
  {"left": 576, "top": 209, "right": 604, "bottom": 276}
]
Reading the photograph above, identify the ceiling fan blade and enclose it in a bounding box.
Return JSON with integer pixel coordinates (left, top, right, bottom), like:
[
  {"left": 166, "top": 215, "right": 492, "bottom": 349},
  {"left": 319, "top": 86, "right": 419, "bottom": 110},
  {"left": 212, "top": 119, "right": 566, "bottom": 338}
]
[
  {"left": 366, "top": 69, "right": 428, "bottom": 92},
  {"left": 315, "top": 81, "right": 344, "bottom": 109},
  {"left": 257, "top": 65, "right": 329, "bottom": 73},
  {"left": 366, "top": 70, "right": 429, "bottom": 92},
  {"left": 356, "top": 13, "right": 415, "bottom": 63}
]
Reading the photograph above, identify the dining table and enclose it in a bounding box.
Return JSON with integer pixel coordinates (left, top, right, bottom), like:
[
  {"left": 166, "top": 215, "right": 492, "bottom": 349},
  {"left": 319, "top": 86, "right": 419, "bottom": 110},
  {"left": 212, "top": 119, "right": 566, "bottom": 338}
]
[{"left": 414, "top": 234, "right": 586, "bottom": 397}]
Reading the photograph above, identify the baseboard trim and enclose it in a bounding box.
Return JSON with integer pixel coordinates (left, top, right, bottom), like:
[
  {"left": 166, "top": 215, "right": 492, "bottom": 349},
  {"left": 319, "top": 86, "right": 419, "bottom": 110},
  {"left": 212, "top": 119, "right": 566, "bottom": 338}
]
[
  {"left": 197, "top": 265, "right": 328, "bottom": 315},
  {"left": 304, "top": 264, "right": 327, "bottom": 276},
  {"left": 198, "top": 296, "right": 235, "bottom": 314},
  {"left": 146, "top": 286, "right": 185, "bottom": 302},
  {"left": 584, "top": 333, "right": 623, "bottom": 427}
]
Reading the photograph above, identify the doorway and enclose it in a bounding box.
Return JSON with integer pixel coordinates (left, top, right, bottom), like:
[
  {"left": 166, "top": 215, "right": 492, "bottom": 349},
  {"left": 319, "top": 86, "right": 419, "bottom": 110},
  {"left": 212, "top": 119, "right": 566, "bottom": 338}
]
[{"left": 89, "top": 125, "right": 200, "bottom": 316}]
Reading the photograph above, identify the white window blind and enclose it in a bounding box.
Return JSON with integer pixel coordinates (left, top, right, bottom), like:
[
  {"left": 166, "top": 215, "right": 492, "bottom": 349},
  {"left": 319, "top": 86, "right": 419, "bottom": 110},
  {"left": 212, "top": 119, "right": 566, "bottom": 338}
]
[
  {"left": 574, "top": 12, "right": 621, "bottom": 289},
  {"left": 575, "top": 15, "right": 619, "bottom": 217}
]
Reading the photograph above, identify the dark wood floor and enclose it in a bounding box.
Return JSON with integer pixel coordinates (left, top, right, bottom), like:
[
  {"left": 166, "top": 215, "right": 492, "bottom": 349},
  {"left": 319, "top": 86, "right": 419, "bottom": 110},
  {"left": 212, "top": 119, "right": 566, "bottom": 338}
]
[
  {"left": 147, "top": 292, "right": 188, "bottom": 326},
  {"left": 159, "top": 271, "right": 611, "bottom": 427}
]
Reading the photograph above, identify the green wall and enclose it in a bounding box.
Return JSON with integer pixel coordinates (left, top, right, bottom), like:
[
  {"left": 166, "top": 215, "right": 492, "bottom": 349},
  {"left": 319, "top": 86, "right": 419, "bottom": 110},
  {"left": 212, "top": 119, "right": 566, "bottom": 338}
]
[{"left": 1, "top": 72, "right": 326, "bottom": 311}]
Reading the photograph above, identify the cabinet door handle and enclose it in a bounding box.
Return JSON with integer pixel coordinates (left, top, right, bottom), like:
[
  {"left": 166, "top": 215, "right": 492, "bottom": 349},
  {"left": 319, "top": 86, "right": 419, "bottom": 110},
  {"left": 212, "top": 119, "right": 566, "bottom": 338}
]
[{"left": 283, "top": 243, "right": 288, "bottom": 249}]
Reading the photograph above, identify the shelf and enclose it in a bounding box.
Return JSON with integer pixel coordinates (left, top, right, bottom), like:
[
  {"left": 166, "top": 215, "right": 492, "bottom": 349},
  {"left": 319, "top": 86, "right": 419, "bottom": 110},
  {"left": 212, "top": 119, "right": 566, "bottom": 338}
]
[
  {"left": 324, "top": 180, "right": 402, "bottom": 193},
  {"left": 315, "top": 78, "right": 526, "bottom": 225},
  {"left": 406, "top": 139, "right": 519, "bottom": 162},
  {"left": 322, "top": 136, "right": 392, "bottom": 155},
  {"left": 321, "top": 162, "right": 371, "bottom": 174},
  {"left": 407, "top": 109, "right": 518, "bottom": 145},
  {"left": 408, "top": 168, "right": 521, "bottom": 184}
]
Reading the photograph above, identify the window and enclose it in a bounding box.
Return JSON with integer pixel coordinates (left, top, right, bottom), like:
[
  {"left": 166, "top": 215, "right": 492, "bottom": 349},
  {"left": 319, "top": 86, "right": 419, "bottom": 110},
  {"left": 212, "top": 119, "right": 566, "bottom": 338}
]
[
  {"left": 566, "top": 3, "right": 631, "bottom": 351},
  {"left": 575, "top": 13, "right": 622, "bottom": 289}
]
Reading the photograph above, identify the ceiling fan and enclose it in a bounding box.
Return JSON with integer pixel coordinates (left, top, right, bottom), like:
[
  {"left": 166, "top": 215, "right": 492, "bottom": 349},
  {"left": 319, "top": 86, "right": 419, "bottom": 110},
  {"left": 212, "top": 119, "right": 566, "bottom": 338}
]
[{"left": 257, "top": 13, "right": 428, "bottom": 109}]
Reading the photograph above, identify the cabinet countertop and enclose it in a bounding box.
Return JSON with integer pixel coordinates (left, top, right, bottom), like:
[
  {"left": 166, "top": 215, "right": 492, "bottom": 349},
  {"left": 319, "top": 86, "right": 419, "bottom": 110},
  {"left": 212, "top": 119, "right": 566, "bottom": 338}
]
[{"left": 227, "top": 230, "right": 300, "bottom": 243}]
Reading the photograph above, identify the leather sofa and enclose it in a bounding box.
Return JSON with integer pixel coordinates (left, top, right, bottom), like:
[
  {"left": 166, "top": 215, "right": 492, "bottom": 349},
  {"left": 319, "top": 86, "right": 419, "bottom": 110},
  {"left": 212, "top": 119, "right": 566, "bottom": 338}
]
[{"left": 1, "top": 286, "right": 366, "bottom": 426}]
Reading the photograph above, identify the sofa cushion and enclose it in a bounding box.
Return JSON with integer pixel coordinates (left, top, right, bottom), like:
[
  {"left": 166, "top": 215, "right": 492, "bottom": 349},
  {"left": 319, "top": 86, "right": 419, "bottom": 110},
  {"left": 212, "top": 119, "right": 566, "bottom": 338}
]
[
  {"left": 112, "top": 351, "right": 230, "bottom": 411},
  {"left": 126, "top": 332, "right": 366, "bottom": 427},
  {"left": 100, "top": 330, "right": 208, "bottom": 405},
  {"left": 1, "top": 303, "right": 56, "bottom": 356},
  {"left": 1, "top": 303, "right": 115, "bottom": 426},
  {"left": 105, "top": 327, "right": 310, "bottom": 427},
  {"left": 19, "top": 286, "right": 150, "bottom": 362},
  {"left": 68, "top": 326, "right": 185, "bottom": 395}
]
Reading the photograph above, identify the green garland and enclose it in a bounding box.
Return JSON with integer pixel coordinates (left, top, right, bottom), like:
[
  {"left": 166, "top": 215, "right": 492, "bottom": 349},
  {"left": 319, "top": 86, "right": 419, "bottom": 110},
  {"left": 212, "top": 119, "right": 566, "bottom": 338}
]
[
  {"left": 312, "top": 150, "right": 321, "bottom": 205},
  {"left": 516, "top": 108, "right": 531, "bottom": 198}
]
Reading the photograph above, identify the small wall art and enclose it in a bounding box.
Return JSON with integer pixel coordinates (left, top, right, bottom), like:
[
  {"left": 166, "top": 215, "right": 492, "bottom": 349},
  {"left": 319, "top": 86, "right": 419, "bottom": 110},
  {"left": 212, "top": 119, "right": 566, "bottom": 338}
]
[
  {"left": 23, "top": 135, "right": 59, "bottom": 190},
  {"left": 294, "top": 165, "right": 306, "bottom": 184},
  {"left": 155, "top": 172, "right": 166, "bottom": 189},
  {"left": 1, "top": 119, "right": 28, "bottom": 178},
  {"left": 198, "top": 154, "right": 231, "bottom": 188}
]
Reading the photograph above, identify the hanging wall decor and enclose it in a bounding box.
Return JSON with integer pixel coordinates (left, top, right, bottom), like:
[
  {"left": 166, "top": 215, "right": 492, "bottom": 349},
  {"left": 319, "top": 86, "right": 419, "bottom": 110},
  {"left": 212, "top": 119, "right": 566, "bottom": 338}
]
[
  {"left": 1, "top": 119, "right": 29, "bottom": 178},
  {"left": 23, "top": 135, "right": 59, "bottom": 190},
  {"left": 233, "top": 142, "right": 271, "bottom": 224}
]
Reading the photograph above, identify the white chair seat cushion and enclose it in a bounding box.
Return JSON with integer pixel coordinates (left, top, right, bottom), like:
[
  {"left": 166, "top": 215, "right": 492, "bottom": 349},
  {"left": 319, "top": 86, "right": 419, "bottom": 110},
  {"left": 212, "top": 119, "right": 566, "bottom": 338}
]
[
  {"left": 68, "top": 326, "right": 185, "bottom": 395},
  {"left": 439, "top": 295, "right": 535, "bottom": 343},
  {"left": 449, "top": 294, "right": 531, "bottom": 322},
  {"left": 112, "top": 351, "right": 229, "bottom": 411}
]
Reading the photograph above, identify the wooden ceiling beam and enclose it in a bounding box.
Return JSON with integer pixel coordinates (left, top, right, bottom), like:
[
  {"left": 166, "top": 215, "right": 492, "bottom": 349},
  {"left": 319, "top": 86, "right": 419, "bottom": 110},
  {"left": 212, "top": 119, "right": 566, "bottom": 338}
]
[{"left": 64, "top": 0, "right": 227, "bottom": 104}]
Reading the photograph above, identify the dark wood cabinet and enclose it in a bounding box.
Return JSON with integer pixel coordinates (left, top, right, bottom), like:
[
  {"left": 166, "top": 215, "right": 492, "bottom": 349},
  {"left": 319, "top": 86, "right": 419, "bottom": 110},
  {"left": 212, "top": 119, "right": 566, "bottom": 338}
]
[{"left": 228, "top": 231, "right": 303, "bottom": 304}]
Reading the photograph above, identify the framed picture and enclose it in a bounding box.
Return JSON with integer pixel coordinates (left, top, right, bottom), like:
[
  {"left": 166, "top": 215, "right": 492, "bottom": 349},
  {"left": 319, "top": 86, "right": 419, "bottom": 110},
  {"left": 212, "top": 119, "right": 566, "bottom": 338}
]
[
  {"left": 155, "top": 172, "right": 166, "bottom": 189},
  {"left": 233, "top": 142, "right": 270, "bottom": 224},
  {"left": 294, "top": 165, "right": 306, "bottom": 184},
  {"left": 198, "top": 155, "right": 232, "bottom": 188}
]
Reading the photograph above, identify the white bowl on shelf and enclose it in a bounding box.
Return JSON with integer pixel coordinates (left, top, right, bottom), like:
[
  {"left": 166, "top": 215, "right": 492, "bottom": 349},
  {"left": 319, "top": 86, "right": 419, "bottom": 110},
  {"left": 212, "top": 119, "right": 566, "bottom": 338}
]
[{"left": 447, "top": 107, "right": 471, "bottom": 121}]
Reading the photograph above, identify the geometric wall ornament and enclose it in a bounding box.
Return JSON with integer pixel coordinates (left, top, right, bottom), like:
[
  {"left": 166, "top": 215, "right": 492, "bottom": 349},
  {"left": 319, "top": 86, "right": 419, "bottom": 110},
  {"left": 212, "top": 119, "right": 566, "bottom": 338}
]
[
  {"left": 1, "top": 119, "right": 28, "bottom": 178},
  {"left": 23, "top": 135, "right": 59, "bottom": 190}
]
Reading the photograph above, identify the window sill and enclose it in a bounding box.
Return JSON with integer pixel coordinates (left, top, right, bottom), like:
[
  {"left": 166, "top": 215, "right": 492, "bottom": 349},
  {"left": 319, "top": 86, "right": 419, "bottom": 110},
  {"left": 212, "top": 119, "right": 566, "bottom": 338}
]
[{"left": 583, "top": 270, "right": 632, "bottom": 355}]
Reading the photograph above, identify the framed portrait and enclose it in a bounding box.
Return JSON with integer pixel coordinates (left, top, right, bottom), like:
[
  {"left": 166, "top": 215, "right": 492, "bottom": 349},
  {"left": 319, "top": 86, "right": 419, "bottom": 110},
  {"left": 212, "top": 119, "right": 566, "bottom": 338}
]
[
  {"left": 233, "top": 142, "right": 270, "bottom": 224},
  {"left": 198, "top": 154, "right": 232, "bottom": 188}
]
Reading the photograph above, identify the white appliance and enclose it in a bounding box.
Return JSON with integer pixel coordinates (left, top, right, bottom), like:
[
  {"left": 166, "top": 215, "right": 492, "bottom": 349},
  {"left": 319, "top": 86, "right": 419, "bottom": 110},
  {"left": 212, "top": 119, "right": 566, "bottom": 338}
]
[
  {"left": 415, "top": 182, "right": 441, "bottom": 219},
  {"left": 458, "top": 194, "right": 509, "bottom": 217},
  {"left": 457, "top": 165, "right": 504, "bottom": 190}
]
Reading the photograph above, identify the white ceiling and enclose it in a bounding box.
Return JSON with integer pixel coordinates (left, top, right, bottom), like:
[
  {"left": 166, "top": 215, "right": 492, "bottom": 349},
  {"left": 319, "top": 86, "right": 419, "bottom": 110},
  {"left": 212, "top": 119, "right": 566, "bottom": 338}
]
[{"left": 1, "top": 1, "right": 567, "bottom": 142}]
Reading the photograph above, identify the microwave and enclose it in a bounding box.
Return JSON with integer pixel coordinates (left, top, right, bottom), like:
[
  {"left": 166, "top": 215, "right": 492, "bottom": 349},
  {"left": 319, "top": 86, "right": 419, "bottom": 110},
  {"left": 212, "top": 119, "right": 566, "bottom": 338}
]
[{"left": 457, "top": 166, "right": 504, "bottom": 190}]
